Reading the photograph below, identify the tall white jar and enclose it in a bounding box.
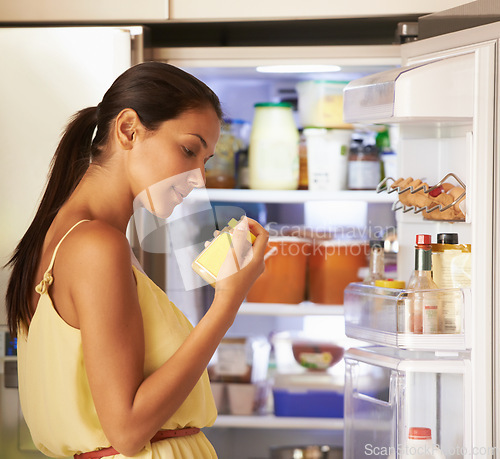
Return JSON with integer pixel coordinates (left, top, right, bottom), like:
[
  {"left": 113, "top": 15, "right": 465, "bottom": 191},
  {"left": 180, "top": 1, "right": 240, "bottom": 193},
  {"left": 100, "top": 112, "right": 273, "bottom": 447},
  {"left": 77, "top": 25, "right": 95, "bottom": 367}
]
[{"left": 249, "top": 102, "right": 299, "bottom": 190}]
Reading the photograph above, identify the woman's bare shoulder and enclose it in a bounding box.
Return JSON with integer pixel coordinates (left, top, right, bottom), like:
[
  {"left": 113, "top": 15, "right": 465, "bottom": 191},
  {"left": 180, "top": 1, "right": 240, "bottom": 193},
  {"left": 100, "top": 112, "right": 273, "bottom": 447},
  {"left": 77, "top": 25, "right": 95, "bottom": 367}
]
[
  {"left": 55, "top": 220, "right": 134, "bottom": 288},
  {"left": 61, "top": 220, "right": 130, "bottom": 260}
]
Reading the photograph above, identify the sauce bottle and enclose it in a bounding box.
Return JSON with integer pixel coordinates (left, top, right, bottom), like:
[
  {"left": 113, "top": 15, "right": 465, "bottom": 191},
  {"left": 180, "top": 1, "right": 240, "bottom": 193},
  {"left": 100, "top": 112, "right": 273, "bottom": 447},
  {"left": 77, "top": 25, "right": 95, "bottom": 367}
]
[
  {"left": 363, "top": 240, "right": 385, "bottom": 285},
  {"left": 408, "top": 234, "right": 440, "bottom": 334},
  {"left": 431, "top": 232, "right": 471, "bottom": 333}
]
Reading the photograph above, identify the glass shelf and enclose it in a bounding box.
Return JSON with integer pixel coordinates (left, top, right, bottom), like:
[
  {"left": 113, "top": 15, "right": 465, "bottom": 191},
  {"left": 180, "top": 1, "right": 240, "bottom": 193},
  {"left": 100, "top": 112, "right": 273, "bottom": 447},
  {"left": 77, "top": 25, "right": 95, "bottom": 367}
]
[
  {"left": 239, "top": 301, "right": 344, "bottom": 316},
  {"left": 211, "top": 414, "right": 344, "bottom": 430},
  {"left": 189, "top": 188, "right": 397, "bottom": 204}
]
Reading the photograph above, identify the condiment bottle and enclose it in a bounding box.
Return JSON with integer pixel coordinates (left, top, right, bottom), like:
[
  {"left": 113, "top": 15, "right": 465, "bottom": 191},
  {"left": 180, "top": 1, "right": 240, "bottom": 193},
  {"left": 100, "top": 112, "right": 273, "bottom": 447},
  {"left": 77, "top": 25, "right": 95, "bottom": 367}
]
[
  {"left": 363, "top": 240, "right": 385, "bottom": 285},
  {"left": 347, "top": 136, "right": 381, "bottom": 190},
  {"left": 403, "top": 427, "right": 446, "bottom": 458},
  {"left": 248, "top": 102, "right": 299, "bottom": 190},
  {"left": 298, "top": 130, "right": 308, "bottom": 190},
  {"left": 431, "top": 232, "right": 471, "bottom": 334},
  {"left": 408, "top": 234, "right": 440, "bottom": 334},
  {"left": 205, "top": 120, "right": 241, "bottom": 189},
  {"left": 374, "top": 279, "right": 406, "bottom": 331}
]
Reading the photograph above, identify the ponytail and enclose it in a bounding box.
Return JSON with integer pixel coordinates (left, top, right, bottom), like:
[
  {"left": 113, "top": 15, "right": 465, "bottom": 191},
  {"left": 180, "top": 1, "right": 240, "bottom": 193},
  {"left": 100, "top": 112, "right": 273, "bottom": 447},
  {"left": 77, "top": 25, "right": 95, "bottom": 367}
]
[{"left": 5, "top": 107, "right": 99, "bottom": 336}]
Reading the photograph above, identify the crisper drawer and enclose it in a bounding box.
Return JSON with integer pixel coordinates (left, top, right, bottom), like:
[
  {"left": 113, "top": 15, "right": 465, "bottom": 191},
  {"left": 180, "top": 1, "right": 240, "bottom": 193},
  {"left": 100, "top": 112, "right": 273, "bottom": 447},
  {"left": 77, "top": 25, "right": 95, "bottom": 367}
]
[
  {"left": 344, "top": 283, "right": 472, "bottom": 351},
  {"left": 344, "top": 347, "right": 471, "bottom": 459}
]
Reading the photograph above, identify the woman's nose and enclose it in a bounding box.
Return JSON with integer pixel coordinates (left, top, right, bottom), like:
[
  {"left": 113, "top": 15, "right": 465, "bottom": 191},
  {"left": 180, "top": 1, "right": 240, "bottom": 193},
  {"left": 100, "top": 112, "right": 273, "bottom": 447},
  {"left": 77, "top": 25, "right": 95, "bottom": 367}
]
[{"left": 187, "top": 167, "right": 206, "bottom": 188}]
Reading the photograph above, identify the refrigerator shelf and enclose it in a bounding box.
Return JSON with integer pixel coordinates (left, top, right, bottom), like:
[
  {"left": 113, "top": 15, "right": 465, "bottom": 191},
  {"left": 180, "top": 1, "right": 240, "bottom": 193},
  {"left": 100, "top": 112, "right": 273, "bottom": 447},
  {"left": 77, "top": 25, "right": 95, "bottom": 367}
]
[
  {"left": 239, "top": 301, "right": 344, "bottom": 316},
  {"left": 189, "top": 188, "right": 396, "bottom": 204},
  {"left": 212, "top": 414, "right": 344, "bottom": 430},
  {"left": 376, "top": 172, "right": 466, "bottom": 222},
  {"left": 344, "top": 283, "right": 471, "bottom": 351}
]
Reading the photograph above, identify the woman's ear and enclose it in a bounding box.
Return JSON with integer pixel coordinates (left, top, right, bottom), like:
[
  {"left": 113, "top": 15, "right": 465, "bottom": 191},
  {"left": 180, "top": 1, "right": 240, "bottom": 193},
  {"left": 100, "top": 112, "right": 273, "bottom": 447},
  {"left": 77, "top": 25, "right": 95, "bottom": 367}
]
[{"left": 114, "top": 108, "right": 142, "bottom": 150}]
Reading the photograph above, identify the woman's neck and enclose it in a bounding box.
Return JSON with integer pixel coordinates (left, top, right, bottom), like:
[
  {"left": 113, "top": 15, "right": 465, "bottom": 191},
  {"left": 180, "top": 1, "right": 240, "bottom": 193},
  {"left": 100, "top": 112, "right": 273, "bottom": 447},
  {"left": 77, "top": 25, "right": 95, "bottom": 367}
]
[{"left": 62, "top": 161, "right": 134, "bottom": 233}]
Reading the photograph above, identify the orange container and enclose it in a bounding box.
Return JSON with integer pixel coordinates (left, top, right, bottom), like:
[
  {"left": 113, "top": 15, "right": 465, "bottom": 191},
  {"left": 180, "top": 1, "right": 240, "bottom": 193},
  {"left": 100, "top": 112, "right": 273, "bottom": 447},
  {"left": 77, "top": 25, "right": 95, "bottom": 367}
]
[
  {"left": 308, "top": 240, "right": 369, "bottom": 305},
  {"left": 247, "top": 237, "right": 312, "bottom": 304}
]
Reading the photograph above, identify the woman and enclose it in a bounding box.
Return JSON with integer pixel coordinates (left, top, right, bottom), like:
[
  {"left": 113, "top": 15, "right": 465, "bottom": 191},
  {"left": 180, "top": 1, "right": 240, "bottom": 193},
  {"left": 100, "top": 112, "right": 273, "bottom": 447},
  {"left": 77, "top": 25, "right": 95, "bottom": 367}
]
[{"left": 5, "top": 62, "right": 268, "bottom": 458}]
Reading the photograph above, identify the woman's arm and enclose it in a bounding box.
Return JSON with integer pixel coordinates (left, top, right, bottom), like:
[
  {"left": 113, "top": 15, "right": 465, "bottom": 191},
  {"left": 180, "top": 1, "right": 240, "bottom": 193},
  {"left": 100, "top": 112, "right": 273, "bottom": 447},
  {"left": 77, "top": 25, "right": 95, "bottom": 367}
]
[{"left": 65, "top": 218, "right": 267, "bottom": 456}]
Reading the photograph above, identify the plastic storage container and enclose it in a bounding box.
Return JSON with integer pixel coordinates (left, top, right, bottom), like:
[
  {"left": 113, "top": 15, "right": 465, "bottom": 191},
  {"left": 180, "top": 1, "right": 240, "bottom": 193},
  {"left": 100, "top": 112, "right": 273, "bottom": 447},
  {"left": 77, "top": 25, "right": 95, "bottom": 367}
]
[
  {"left": 344, "top": 347, "right": 470, "bottom": 459},
  {"left": 343, "top": 283, "right": 471, "bottom": 351},
  {"left": 308, "top": 240, "right": 369, "bottom": 305},
  {"left": 248, "top": 102, "right": 299, "bottom": 190},
  {"left": 303, "top": 128, "right": 352, "bottom": 191},
  {"left": 296, "top": 80, "right": 353, "bottom": 128},
  {"left": 272, "top": 372, "right": 344, "bottom": 418},
  {"left": 246, "top": 236, "right": 312, "bottom": 304}
]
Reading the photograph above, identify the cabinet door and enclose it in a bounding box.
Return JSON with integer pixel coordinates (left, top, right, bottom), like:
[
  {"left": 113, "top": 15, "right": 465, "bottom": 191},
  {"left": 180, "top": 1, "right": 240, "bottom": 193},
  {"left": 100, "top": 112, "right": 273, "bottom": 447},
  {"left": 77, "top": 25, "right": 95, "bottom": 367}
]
[
  {"left": 0, "top": 0, "right": 168, "bottom": 22},
  {"left": 170, "top": 0, "right": 469, "bottom": 21}
]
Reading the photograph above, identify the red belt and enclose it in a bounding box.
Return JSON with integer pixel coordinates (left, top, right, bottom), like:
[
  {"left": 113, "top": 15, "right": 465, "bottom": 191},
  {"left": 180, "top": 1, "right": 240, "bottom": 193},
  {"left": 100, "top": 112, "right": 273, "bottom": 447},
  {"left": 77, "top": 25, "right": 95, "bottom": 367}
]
[{"left": 73, "top": 427, "right": 201, "bottom": 459}]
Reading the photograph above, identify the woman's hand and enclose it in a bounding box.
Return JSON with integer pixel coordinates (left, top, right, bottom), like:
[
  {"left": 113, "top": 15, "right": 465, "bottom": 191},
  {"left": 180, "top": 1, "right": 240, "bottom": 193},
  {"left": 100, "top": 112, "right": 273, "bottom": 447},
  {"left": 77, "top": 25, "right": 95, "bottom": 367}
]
[{"left": 213, "top": 217, "right": 268, "bottom": 311}]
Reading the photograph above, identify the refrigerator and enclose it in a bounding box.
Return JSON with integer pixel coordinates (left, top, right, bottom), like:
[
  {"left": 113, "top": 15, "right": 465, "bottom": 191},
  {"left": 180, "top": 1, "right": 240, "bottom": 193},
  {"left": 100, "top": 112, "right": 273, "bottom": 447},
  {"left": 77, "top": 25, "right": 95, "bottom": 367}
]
[
  {"left": 3, "top": 18, "right": 497, "bottom": 459},
  {"left": 0, "top": 26, "right": 143, "bottom": 459},
  {"left": 340, "top": 19, "right": 500, "bottom": 459}
]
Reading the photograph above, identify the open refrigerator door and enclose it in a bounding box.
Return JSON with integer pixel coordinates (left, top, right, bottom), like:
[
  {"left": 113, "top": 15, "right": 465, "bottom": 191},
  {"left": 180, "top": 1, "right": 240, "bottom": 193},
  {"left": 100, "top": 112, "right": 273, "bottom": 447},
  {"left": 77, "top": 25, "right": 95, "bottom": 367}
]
[{"left": 342, "top": 22, "right": 498, "bottom": 458}]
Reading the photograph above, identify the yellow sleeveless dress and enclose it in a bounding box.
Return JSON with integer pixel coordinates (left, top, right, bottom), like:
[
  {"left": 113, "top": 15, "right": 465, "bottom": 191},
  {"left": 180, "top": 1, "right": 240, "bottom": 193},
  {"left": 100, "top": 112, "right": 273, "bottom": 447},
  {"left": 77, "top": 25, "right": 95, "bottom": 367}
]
[{"left": 17, "top": 220, "right": 218, "bottom": 458}]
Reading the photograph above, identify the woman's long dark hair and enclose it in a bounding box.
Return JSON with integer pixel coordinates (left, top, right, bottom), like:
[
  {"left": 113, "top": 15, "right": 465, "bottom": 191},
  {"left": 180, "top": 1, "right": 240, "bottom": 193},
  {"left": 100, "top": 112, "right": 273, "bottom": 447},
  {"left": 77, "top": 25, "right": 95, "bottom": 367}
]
[{"left": 5, "top": 62, "right": 222, "bottom": 337}]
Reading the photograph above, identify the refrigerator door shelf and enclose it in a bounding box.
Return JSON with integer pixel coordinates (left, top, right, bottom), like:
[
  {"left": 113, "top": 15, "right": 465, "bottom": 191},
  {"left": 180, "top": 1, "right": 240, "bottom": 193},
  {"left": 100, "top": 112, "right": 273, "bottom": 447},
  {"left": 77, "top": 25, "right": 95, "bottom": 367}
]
[
  {"left": 344, "top": 346, "right": 471, "bottom": 459},
  {"left": 344, "top": 283, "right": 472, "bottom": 351},
  {"left": 343, "top": 52, "right": 474, "bottom": 125}
]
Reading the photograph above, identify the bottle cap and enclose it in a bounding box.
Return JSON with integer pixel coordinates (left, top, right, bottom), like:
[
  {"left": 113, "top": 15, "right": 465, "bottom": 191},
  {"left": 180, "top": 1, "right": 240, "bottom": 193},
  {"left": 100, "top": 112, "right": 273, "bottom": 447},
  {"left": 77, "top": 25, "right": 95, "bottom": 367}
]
[
  {"left": 369, "top": 240, "right": 384, "bottom": 249},
  {"left": 375, "top": 280, "right": 406, "bottom": 289},
  {"left": 408, "top": 427, "right": 432, "bottom": 440},
  {"left": 416, "top": 234, "right": 431, "bottom": 246},
  {"left": 437, "top": 233, "right": 459, "bottom": 244}
]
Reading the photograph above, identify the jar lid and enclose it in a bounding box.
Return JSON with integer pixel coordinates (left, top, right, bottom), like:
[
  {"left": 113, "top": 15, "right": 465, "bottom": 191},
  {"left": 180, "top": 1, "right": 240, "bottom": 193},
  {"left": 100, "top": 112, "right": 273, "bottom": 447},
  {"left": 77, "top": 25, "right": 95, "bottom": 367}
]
[
  {"left": 375, "top": 280, "right": 406, "bottom": 289},
  {"left": 437, "top": 233, "right": 459, "bottom": 244},
  {"left": 254, "top": 102, "right": 292, "bottom": 108},
  {"left": 416, "top": 234, "right": 432, "bottom": 245},
  {"left": 408, "top": 427, "right": 432, "bottom": 440}
]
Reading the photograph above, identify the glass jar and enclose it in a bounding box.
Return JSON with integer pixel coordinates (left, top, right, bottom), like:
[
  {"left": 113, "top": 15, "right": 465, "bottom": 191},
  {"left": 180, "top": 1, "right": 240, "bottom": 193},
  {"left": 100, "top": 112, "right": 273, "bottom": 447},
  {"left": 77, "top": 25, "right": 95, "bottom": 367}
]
[
  {"left": 347, "top": 137, "right": 381, "bottom": 190},
  {"left": 248, "top": 102, "right": 299, "bottom": 190},
  {"left": 206, "top": 120, "right": 244, "bottom": 189}
]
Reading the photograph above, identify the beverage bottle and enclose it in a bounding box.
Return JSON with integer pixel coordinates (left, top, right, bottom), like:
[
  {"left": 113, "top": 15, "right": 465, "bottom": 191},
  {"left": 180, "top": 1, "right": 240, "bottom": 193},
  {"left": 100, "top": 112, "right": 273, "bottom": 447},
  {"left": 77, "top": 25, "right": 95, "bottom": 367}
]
[
  {"left": 402, "top": 427, "right": 446, "bottom": 458},
  {"left": 363, "top": 240, "right": 385, "bottom": 285},
  {"left": 408, "top": 234, "right": 440, "bottom": 334}
]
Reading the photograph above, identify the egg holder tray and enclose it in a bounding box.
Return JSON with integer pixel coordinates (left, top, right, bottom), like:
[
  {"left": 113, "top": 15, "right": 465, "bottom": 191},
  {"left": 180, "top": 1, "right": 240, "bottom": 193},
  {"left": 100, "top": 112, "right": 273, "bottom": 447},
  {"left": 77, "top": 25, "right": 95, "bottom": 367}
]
[{"left": 376, "top": 172, "right": 466, "bottom": 222}]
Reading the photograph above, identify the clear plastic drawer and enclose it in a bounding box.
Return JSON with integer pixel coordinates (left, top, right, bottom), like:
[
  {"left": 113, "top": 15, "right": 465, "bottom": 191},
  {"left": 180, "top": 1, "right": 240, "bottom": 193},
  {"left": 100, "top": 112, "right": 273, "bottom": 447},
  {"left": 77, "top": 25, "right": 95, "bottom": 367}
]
[
  {"left": 344, "top": 283, "right": 471, "bottom": 351},
  {"left": 344, "top": 347, "right": 471, "bottom": 459}
]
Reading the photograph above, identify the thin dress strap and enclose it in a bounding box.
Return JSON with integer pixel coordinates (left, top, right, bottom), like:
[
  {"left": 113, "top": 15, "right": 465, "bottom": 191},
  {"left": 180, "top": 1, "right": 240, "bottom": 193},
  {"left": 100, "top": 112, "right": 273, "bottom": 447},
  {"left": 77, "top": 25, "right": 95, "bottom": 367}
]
[{"left": 35, "top": 220, "right": 91, "bottom": 295}]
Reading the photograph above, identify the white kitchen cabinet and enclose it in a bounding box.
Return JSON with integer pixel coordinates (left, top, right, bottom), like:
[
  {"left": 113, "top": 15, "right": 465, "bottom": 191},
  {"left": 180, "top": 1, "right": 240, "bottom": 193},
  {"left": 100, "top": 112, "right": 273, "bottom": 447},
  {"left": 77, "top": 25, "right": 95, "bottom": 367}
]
[
  {"left": 0, "top": 0, "right": 169, "bottom": 22},
  {"left": 0, "top": 0, "right": 470, "bottom": 23},
  {"left": 169, "top": 0, "right": 470, "bottom": 22}
]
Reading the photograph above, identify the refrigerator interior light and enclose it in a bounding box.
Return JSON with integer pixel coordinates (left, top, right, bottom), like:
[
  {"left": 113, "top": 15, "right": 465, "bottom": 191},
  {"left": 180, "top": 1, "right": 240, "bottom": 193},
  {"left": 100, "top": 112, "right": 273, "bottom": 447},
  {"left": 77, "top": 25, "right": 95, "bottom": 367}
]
[{"left": 256, "top": 64, "right": 341, "bottom": 73}]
